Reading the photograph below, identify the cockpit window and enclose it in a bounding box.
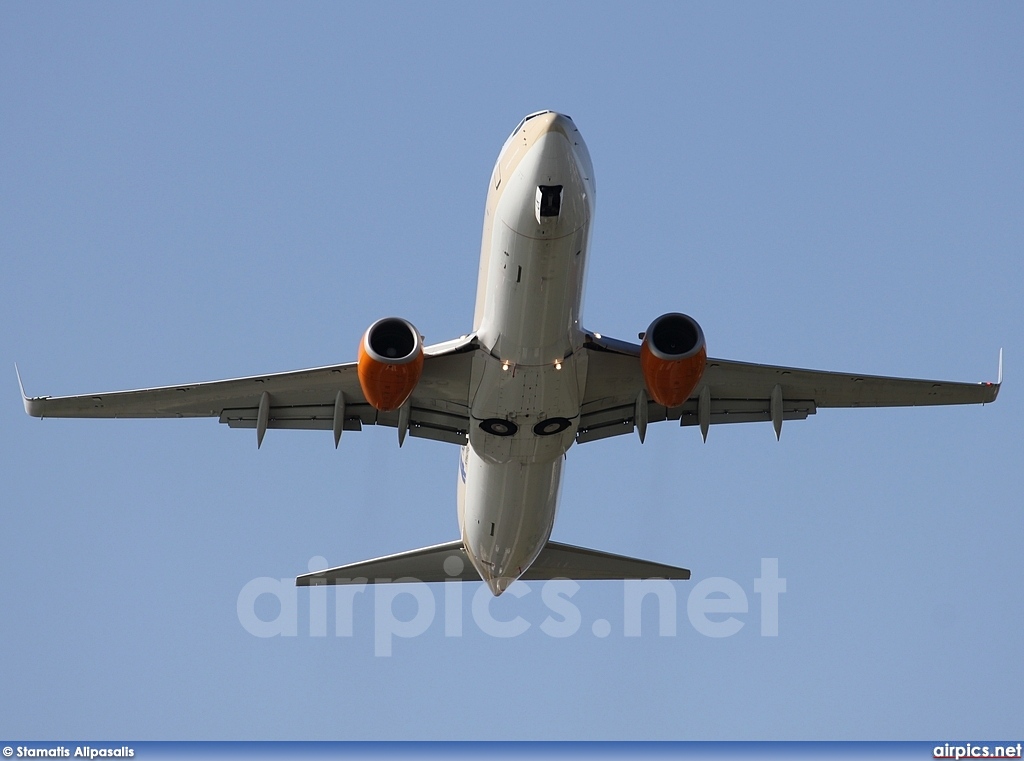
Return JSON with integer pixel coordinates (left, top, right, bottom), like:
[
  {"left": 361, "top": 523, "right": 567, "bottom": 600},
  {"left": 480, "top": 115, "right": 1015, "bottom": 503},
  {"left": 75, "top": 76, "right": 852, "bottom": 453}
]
[{"left": 510, "top": 110, "right": 553, "bottom": 138}]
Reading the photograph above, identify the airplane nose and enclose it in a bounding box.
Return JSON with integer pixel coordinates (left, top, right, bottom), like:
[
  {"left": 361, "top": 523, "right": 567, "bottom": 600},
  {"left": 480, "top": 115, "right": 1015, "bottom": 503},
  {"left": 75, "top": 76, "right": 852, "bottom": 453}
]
[
  {"left": 528, "top": 111, "right": 575, "bottom": 140},
  {"left": 497, "top": 122, "right": 584, "bottom": 234}
]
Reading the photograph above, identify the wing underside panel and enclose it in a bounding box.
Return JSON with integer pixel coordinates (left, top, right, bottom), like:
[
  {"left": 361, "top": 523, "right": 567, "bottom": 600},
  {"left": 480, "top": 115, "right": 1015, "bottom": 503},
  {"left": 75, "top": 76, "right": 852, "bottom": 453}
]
[
  {"left": 576, "top": 338, "right": 999, "bottom": 444},
  {"left": 21, "top": 338, "right": 476, "bottom": 445},
  {"left": 221, "top": 400, "right": 469, "bottom": 445},
  {"left": 578, "top": 397, "right": 815, "bottom": 444}
]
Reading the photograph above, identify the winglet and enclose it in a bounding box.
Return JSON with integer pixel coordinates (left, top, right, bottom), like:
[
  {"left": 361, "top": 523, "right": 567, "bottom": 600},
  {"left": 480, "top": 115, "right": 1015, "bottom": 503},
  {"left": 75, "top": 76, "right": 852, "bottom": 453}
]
[
  {"left": 980, "top": 348, "right": 1003, "bottom": 404},
  {"left": 15, "top": 364, "right": 51, "bottom": 417},
  {"left": 15, "top": 363, "right": 34, "bottom": 417}
]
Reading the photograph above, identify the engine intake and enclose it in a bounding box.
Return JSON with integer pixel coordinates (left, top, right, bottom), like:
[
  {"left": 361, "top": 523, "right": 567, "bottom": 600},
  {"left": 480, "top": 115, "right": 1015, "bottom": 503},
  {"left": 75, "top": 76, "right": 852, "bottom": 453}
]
[
  {"left": 357, "top": 317, "right": 425, "bottom": 412},
  {"left": 640, "top": 312, "right": 707, "bottom": 408}
]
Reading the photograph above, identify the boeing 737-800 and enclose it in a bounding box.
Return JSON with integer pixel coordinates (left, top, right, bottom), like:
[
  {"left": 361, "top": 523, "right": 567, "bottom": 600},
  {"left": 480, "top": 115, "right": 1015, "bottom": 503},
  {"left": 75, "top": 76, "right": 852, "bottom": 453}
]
[{"left": 20, "top": 111, "right": 1001, "bottom": 595}]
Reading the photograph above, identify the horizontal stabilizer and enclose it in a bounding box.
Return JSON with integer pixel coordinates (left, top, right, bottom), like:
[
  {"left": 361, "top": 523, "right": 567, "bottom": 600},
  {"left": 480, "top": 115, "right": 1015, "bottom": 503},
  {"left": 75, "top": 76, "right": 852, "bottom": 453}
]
[
  {"left": 523, "top": 541, "right": 690, "bottom": 581},
  {"left": 297, "top": 540, "right": 471, "bottom": 585},
  {"left": 296, "top": 540, "right": 689, "bottom": 586}
]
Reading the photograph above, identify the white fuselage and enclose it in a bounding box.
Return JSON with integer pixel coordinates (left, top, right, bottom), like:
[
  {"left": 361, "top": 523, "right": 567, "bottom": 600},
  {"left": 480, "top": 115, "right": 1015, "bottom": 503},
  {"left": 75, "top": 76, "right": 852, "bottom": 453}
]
[{"left": 456, "top": 112, "right": 596, "bottom": 594}]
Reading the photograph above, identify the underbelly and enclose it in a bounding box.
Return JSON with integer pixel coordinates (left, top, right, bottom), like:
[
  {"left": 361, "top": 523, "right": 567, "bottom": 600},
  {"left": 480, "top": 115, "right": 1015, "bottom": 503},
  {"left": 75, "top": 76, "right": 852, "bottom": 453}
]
[
  {"left": 468, "top": 353, "right": 581, "bottom": 464},
  {"left": 460, "top": 447, "right": 563, "bottom": 590}
]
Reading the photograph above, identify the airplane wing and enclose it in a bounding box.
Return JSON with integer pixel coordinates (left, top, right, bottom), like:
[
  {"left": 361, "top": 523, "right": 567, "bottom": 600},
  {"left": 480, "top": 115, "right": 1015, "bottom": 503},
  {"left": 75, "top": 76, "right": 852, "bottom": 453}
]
[
  {"left": 577, "top": 335, "right": 1001, "bottom": 444},
  {"left": 296, "top": 539, "right": 690, "bottom": 585},
  {"left": 19, "top": 335, "right": 477, "bottom": 447}
]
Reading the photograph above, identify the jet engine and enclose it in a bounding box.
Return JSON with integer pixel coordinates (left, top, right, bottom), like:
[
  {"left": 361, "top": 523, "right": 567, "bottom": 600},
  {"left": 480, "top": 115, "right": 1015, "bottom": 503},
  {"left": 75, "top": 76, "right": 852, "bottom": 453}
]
[
  {"left": 357, "top": 317, "right": 425, "bottom": 412},
  {"left": 639, "top": 312, "right": 707, "bottom": 408}
]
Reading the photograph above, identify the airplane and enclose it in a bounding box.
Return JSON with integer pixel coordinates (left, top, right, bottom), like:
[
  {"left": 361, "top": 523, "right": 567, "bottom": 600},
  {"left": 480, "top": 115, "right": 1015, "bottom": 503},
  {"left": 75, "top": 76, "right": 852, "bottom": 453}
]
[{"left": 19, "top": 110, "right": 1001, "bottom": 596}]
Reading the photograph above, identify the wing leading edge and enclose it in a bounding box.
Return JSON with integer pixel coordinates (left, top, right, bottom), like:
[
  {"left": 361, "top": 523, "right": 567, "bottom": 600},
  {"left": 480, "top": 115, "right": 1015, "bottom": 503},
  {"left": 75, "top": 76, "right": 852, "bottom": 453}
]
[{"left": 578, "top": 336, "right": 1001, "bottom": 444}]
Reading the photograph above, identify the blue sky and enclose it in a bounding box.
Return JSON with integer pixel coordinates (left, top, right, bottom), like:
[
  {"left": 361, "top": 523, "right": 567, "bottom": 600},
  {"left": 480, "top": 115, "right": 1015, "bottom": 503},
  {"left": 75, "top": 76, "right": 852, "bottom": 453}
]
[{"left": 2, "top": 2, "right": 1021, "bottom": 741}]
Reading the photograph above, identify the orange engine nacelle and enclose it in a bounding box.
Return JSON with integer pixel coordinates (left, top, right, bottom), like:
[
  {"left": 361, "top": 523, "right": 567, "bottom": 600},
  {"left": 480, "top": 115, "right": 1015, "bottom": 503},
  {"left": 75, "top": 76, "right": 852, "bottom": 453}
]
[
  {"left": 640, "top": 312, "right": 707, "bottom": 408},
  {"left": 357, "top": 317, "right": 425, "bottom": 412}
]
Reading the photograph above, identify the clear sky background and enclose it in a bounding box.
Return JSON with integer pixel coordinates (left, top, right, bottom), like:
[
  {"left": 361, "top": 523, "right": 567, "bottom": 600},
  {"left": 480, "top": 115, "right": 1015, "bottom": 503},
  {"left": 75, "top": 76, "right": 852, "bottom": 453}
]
[{"left": 2, "top": 2, "right": 1021, "bottom": 741}]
